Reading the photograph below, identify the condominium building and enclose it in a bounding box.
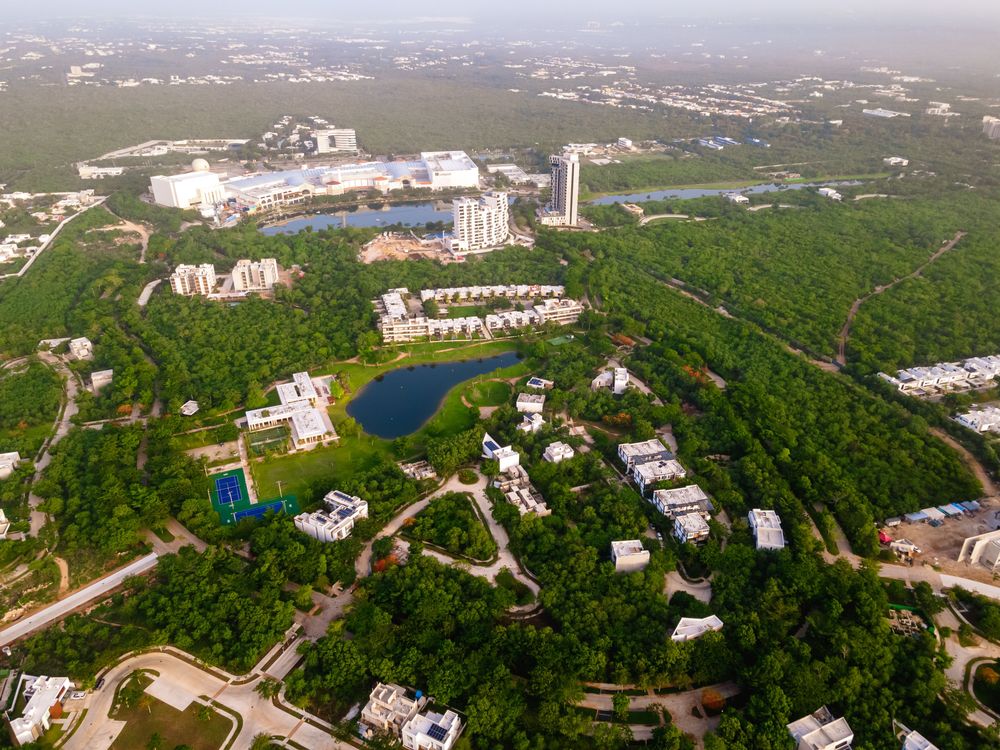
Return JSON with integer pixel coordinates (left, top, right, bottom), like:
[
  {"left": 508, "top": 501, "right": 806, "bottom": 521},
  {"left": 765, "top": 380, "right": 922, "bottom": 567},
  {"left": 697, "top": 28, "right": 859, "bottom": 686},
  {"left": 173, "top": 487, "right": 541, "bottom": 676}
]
[
  {"left": 878, "top": 354, "right": 1000, "bottom": 397},
  {"left": 538, "top": 152, "right": 580, "bottom": 226},
  {"left": 294, "top": 490, "right": 368, "bottom": 542},
  {"left": 748, "top": 509, "right": 786, "bottom": 551},
  {"left": 618, "top": 438, "right": 687, "bottom": 493},
  {"left": 983, "top": 116, "right": 1000, "bottom": 140},
  {"left": 534, "top": 297, "right": 584, "bottom": 325},
  {"left": 419, "top": 284, "right": 565, "bottom": 303},
  {"left": 542, "top": 441, "right": 574, "bottom": 464},
  {"left": 515, "top": 393, "right": 545, "bottom": 414},
  {"left": 231, "top": 258, "right": 279, "bottom": 292},
  {"left": 314, "top": 128, "right": 358, "bottom": 153},
  {"left": 402, "top": 709, "right": 463, "bottom": 750},
  {"left": 8, "top": 675, "right": 72, "bottom": 747},
  {"left": 449, "top": 192, "right": 510, "bottom": 253},
  {"left": 673, "top": 513, "right": 710, "bottom": 545},
  {"left": 787, "top": 706, "right": 854, "bottom": 750},
  {"left": 360, "top": 683, "right": 425, "bottom": 738},
  {"left": 652, "top": 485, "right": 713, "bottom": 519},
  {"left": 618, "top": 439, "right": 673, "bottom": 472},
  {"left": 955, "top": 406, "right": 1000, "bottom": 434},
  {"left": 611, "top": 539, "right": 650, "bottom": 572},
  {"left": 670, "top": 615, "right": 723, "bottom": 642},
  {"left": 170, "top": 264, "right": 217, "bottom": 296}
]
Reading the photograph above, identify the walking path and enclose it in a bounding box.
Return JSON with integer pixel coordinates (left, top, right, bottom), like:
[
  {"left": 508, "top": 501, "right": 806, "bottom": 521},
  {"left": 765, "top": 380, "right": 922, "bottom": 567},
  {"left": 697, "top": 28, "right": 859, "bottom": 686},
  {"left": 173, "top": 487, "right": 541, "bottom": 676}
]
[
  {"left": 930, "top": 427, "right": 998, "bottom": 497},
  {"left": 836, "top": 231, "right": 966, "bottom": 366},
  {"left": 137, "top": 278, "right": 163, "bottom": 307}
]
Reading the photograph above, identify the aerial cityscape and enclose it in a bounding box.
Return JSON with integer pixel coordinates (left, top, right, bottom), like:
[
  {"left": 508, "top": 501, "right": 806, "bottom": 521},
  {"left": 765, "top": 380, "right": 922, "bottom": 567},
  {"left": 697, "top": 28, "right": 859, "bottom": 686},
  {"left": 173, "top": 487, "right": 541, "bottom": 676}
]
[{"left": 1, "top": 1, "right": 1000, "bottom": 749}]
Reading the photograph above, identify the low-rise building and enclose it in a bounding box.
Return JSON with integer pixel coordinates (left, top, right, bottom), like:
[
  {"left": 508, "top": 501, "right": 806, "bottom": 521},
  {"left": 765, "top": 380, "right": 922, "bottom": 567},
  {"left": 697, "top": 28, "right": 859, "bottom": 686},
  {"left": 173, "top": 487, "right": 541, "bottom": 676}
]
[
  {"left": 276, "top": 372, "right": 319, "bottom": 407},
  {"left": 517, "top": 413, "right": 545, "bottom": 434},
  {"left": 482, "top": 432, "right": 520, "bottom": 472},
  {"left": 592, "top": 367, "right": 630, "bottom": 395},
  {"left": 725, "top": 193, "right": 750, "bottom": 205},
  {"left": 895, "top": 721, "right": 939, "bottom": 750},
  {"left": 231, "top": 258, "right": 279, "bottom": 292},
  {"left": 8, "top": 675, "right": 72, "bottom": 747},
  {"left": 878, "top": 354, "right": 1000, "bottom": 397},
  {"left": 611, "top": 539, "right": 650, "bottom": 572},
  {"left": 786, "top": 706, "right": 853, "bottom": 750},
  {"left": 633, "top": 459, "right": 687, "bottom": 494},
  {"left": 180, "top": 400, "right": 200, "bottom": 416},
  {"left": 170, "top": 263, "right": 217, "bottom": 296},
  {"left": 955, "top": 406, "right": 1000, "bottom": 434},
  {"left": 360, "top": 683, "right": 425, "bottom": 738},
  {"left": 652, "top": 485, "right": 714, "bottom": 519},
  {"left": 534, "top": 297, "right": 584, "bottom": 325},
  {"left": 515, "top": 393, "right": 545, "bottom": 414},
  {"left": 0, "top": 509, "right": 9, "bottom": 539},
  {"left": 883, "top": 156, "right": 909, "bottom": 167},
  {"left": 402, "top": 708, "right": 463, "bottom": 750},
  {"left": 673, "top": 513, "right": 710, "bottom": 545},
  {"left": 818, "top": 187, "right": 842, "bottom": 201},
  {"left": 244, "top": 371, "right": 335, "bottom": 450},
  {"left": 542, "top": 441, "right": 574, "bottom": 464},
  {"left": 618, "top": 438, "right": 672, "bottom": 472},
  {"left": 670, "top": 615, "right": 723, "bottom": 642},
  {"left": 748, "top": 509, "right": 786, "bottom": 551},
  {"left": 294, "top": 490, "right": 368, "bottom": 543},
  {"left": 525, "top": 376, "right": 554, "bottom": 390},
  {"left": 398, "top": 461, "right": 438, "bottom": 481},
  {"left": 68, "top": 337, "right": 93, "bottom": 360},
  {"left": 0, "top": 451, "right": 22, "bottom": 480},
  {"left": 90, "top": 369, "right": 113, "bottom": 394},
  {"left": 959, "top": 529, "right": 1000, "bottom": 573}
]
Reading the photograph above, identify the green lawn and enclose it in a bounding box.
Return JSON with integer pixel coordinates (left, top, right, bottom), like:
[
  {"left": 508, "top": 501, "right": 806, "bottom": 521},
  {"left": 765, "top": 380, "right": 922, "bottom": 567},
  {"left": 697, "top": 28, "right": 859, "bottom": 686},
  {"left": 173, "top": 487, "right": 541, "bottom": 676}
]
[
  {"left": 109, "top": 694, "right": 232, "bottom": 750},
  {"left": 464, "top": 380, "right": 513, "bottom": 407}
]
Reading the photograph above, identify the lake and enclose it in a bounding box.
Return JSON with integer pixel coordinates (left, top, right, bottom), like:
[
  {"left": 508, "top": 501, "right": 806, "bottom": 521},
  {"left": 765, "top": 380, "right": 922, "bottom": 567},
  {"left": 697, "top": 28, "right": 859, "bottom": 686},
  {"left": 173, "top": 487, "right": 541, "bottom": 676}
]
[
  {"left": 260, "top": 201, "right": 453, "bottom": 235},
  {"left": 590, "top": 180, "right": 862, "bottom": 205},
  {"left": 347, "top": 352, "right": 521, "bottom": 439}
]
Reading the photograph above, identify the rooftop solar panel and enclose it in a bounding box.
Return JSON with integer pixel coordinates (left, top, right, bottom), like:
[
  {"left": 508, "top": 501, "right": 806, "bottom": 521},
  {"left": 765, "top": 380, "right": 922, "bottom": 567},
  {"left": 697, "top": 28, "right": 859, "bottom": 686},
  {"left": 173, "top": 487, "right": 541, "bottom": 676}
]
[
  {"left": 484, "top": 440, "right": 500, "bottom": 451},
  {"left": 427, "top": 724, "right": 448, "bottom": 742}
]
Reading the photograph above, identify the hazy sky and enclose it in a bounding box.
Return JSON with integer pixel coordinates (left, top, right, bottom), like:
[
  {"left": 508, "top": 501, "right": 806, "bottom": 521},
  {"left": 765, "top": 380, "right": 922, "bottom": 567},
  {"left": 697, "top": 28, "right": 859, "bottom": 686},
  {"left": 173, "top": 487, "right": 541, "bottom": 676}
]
[{"left": 8, "top": 0, "right": 1000, "bottom": 26}]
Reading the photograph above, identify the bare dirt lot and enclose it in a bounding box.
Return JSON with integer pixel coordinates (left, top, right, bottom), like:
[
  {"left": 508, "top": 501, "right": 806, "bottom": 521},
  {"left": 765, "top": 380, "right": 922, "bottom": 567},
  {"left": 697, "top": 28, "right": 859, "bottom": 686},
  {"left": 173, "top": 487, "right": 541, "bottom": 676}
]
[
  {"left": 359, "top": 233, "right": 457, "bottom": 263},
  {"left": 185, "top": 441, "right": 239, "bottom": 464}
]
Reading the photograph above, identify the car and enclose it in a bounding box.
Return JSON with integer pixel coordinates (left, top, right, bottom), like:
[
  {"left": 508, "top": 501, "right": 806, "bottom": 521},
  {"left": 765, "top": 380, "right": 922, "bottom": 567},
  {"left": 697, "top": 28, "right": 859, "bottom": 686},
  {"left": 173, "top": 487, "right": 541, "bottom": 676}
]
[
  {"left": 655, "top": 532, "right": 664, "bottom": 541},
  {"left": 70, "top": 691, "right": 86, "bottom": 700},
  {"left": 94, "top": 678, "right": 105, "bottom": 690}
]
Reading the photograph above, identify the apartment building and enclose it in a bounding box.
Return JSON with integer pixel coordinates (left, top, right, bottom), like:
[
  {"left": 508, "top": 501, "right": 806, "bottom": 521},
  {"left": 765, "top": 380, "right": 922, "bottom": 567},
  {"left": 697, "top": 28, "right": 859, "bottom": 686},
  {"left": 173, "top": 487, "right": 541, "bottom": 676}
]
[
  {"left": 618, "top": 438, "right": 687, "bottom": 493},
  {"left": 651, "top": 485, "right": 714, "bottom": 519},
  {"left": 673, "top": 513, "right": 710, "bottom": 545},
  {"left": 535, "top": 297, "right": 584, "bottom": 325},
  {"left": 748, "top": 509, "right": 786, "bottom": 551},
  {"left": 983, "top": 116, "right": 1000, "bottom": 140},
  {"left": 786, "top": 706, "right": 853, "bottom": 750},
  {"left": 670, "top": 615, "right": 724, "bottom": 642},
  {"left": 449, "top": 192, "right": 510, "bottom": 252},
  {"left": 538, "top": 152, "right": 580, "bottom": 226},
  {"left": 231, "top": 258, "right": 279, "bottom": 292},
  {"left": 542, "top": 441, "right": 574, "bottom": 464},
  {"left": 294, "top": 490, "right": 368, "bottom": 542},
  {"left": 611, "top": 539, "right": 650, "bottom": 572},
  {"left": 170, "top": 263, "right": 217, "bottom": 296},
  {"left": 314, "top": 128, "right": 358, "bottom": 153},
  {"left": 419, "top": 284, "right": 565, "bottom": 303}
]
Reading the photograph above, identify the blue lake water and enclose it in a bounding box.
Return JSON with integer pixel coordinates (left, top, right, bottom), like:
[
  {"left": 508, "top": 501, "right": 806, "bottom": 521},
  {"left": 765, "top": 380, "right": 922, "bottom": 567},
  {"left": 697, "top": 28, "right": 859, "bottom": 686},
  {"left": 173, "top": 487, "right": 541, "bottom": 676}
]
[
  {"left": 591, "top": 181, "right": 862, "bottom": 205},
  {"left": 347, "top": 352, "right": 521, "bottom": 439},
  {"left": 260, "top": 201, "right": 453, "bottom": 234}
]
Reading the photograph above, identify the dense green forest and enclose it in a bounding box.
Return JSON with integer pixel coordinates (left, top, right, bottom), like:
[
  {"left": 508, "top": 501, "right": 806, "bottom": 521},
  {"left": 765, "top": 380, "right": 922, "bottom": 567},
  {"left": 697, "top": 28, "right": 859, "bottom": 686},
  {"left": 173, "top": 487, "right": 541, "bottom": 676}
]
[
  {"left": 0, "top": 361, "right": 62, "bottom": 454},
  {"left": 407, "top": 492, "right": 497, "bottom": 560}
]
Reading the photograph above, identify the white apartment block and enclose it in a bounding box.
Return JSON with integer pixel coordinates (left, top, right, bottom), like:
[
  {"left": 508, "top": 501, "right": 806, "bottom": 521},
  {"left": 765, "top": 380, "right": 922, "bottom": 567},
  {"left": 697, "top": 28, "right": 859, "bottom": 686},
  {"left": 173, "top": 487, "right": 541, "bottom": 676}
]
[
  {"left": 618, "top": 439, "right": 673, "bottom": 472},
  {"left": 402, "top": 709, "right": 463, "bottom": 750},
  {"left": 419, "top": 284, "right": 565, "bottom": 303},
  {"left": 538, "top": 152, "right": 580, "bottom": 226},
  {"left": 294, "top": 490, "right": 368, "bottom": 542},
  {"left": 170, "top": 264, "right": 217, "bottom": 296},
  {"left": 68, "top": 336, "right": 93, "bottom": 360},
  {"left": 314, "top": 128, "right": 358, "bottom": 153},
  {"left": 360, "top": 683, "right": 425, "bottom": 738},
  {"left": 611, "top": 539, "right": 650, "bottom": 572},
  {"left": 652, "top": 485, "right": 714, "bottom": 519},
  {"left": 748, "top": 509, "right": 786, "bottom": 551},
  {"left": 449, "top": 192, "right": 510, "bottom": 253},
  {"left": 534, "top": 298, "right": 584, "bottom": 325},
  {"left": 482, "top": 432, "right": 520, "bottom": 472},
  {"left": 8, "top": 675, "right": 72, "bottom": 747},
  {"left": 542, "top": 441, "right": 574, "bottom": 463},
  {"left": 670, "top": 615, "right": 723, "bottom": 642},
  {"left": 232, "top": 258, "right": 279, "bottom": 292},
  {"left": 983, "top": 116, "right": 1000, "bottom": 140},
  {"left": 879, "top": 354, "right": 1000, "bottom": 397},
  {"left": 673, "top": 513, "right": 710, "bottom": 544},
  {"left": 787, "top": 707, "right": 854, "bottom": 750},
  {"left": 955, "top": 406, "right": 1000, "bottom": 434},
  {"left": 515, "top": 393, "right": 545, "bottom": 414}
]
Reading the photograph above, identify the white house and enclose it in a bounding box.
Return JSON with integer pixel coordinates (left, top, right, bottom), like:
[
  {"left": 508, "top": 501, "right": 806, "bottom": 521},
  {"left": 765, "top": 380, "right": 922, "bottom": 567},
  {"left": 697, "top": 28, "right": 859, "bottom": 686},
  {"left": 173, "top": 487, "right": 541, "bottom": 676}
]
[
  {"left": 180, "top": 400, "right": 200, "bottom": 416},
  {"left": 525, "top": 376, "right": 554, "bottom": 390},
  {"left": 592, "top": 367, "right": 630, "bottom": 395},
  {"left": 748, "top": 509, "right": 786, "bottom": 551},
  {"left": 652, "top": 485, "right": 713, "bottom": 519},
  {"left": 725, "top": 193, "right": 750, "bottom": 205},
  {"left": 787, "top": 707, "right": 854, "bottom": 750},
  {"left": 670, "top": 615, "right": 724, "bottom": 642},
  {"left": 360, "top": 683, "right": 425, "bottom": 738},
  {"left": 0, "top": 451, "right": 21, "bottom": 480},
  {"left": 611, "top": 539, "right": 649, "bottom": 573},
  {"left": 542, "top": 441, "right": 574, "bottom": 464},
  {"left": 402, "top": 708, "right": 463, "bottom": 750},
  {"left": 517, "top": 413, "right": 545, "bottom": 434},
  {"left": 295, "top": 490, "right": 368, "bottom": 543},
  {"left": 818, "top": 187, "right": 842, "bottom": 201},
  {"left": 515, "top": 393, "right": 546, "bottom": 414},
  {"left": 482, "top": 432, "right": 520, "bottom": 472},
  {"left": 0, "top": 509, "right": 10, "bottom": 539},
  {"left": 8, "top": 675, "right": 72, "bottom": 747},
  {"left": 90, "top": 369, "right": 113, "bottom": 394},
  {"left": 245, "top": 372, "right": 335, "bottom": 450},
  {"left": 68, "top": 337, "right": 93, "bottom": 360},
  {"left": 633, "top": 459, "right": 687, "bottom": 495},
  {"left": 673, "top": 513, "right": 710, "bottom": 545}
]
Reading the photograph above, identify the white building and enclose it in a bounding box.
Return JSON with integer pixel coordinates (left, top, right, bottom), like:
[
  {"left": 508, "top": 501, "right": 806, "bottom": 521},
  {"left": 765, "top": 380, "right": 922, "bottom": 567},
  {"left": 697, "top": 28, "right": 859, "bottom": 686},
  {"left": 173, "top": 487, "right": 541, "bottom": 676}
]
[
  {"left": 748, "top": 509, "right": 786, "bottom": 551},
  {"left": 983, "top": 116, "right": 1000, "bottom": 140},
  {"left": 525, "top": 376, "right": 554, "bottom": 390},
  {"left": 542, "top": 441, "right": 575, "bottom": 464},
  {"left": 170, "top": 264, "right": 217, "bottom": 296},
  {"left": 0, "top": 452, "right": 20, "bottom": 481},
  {"left": 360, "top": 683, "right": 425, "bottom": 738},
  {"left": 896, "top": 721, "right": 939, "bottom": 750},
  {"left": 955, "top": 406, "right": 1000, "bottom": 434},
  {"left": 0, "top": 509, "right": 9, "bottom": 539},
  {"left": 68, "top": 337, "right": 93, "bottom": 360},
  {"left": 245, "top": 372, "right": 335, "bottom": 450},
  {"left": 231, "top": 258, "right": 279, "bottom": 292},
  {"left": 883, "top": 156, "right": 909, "bottom": 167},
  {"left": 482, "top": 432, "right": 520, "bottom": 472},
  {"left": 294, "top": 490, "right": 368, "bottom": 542},
  {"left": 818, "top": 187, "right": 842, "bottom": 201},
  {"left": 90, "top": 369, "right": 113, "bottom": 394},
  {"left": 879, "top": 354, "right": 1000, "bottom": 397},
  {"left": 652, "top": 485, "right": 713, "bottom": 519},
  {"left": 8, "top": 675, "right": 72, "bottom": 747},
  {"left": 538, "top": 152, "right": 580, "bottom": 227},
  {"left": 618, "top": 439, "right": 673, "bottom": 472},
  {"left": 517, "top": 413, "right": 546, "bottom": 434},
  {"left": 725, "top": 193, "right": 750, "bottom": 205},
  {"left": 150, "top": 162, "right": 224, "bottom": 209},
  {"left": 180, "top": 400, "right": 200, "bottom": 416},
  {"left": 673, "top": 513, "right": 711, "bottom": 545},
  {"left": 402, "top": 709, "right": 463, "bottom": 750},
  {"left": 314, "top": 128, "right": 358, "bottom": 153},
  {"left": 591, "top": 367, "right": 629, "bottom": 395},
  {"left": 617, "top": 137, "right": 634, "bottom": 150},
  {"left": 449, "top": 192, "right": 510, "bottom": 253},
  {"left": 787, "top": 707, "right": 854, "bottom": 750},
  {"left": 611, "top": 539, "right": 650, "bottom": 573},
  {"left": 78, "top": 164, "right": 124, "bottom": 179},
  {"left": 634, "top": 459, "right": 687, "bottom": 494},
  {"left": 533, "top": 298, "right": 584, "bottom": 325},
  {"left": 670, "top": 615, "right": 723, "bottom": 642},
  {"left": 515, "top": 393, "right": 545, "bottom": 414}
]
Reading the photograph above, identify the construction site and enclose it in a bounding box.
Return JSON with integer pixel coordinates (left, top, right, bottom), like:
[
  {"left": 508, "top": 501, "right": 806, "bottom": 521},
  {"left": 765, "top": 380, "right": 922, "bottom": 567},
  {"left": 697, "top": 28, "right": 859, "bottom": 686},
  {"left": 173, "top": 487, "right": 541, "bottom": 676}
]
[{"left": 358, "top": 232, "right": 460, "bottom": 264}]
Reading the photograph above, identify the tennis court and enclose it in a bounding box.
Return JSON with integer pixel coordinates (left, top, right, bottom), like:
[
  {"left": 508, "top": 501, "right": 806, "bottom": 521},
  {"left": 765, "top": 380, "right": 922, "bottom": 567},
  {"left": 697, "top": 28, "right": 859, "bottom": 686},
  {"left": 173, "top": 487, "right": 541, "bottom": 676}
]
[
  {"left": 233, "top": 499, "right": 285, "bottom": 521},
  {"left": 214, "top": 475, "right": 242, "bottom": 505}
]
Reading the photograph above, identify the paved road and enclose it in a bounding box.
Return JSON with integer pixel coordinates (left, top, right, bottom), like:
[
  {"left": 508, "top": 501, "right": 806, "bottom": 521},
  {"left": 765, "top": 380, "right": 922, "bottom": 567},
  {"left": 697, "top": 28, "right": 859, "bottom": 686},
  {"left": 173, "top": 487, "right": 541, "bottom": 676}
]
[
  {"left": 137, "top": 278, "right": 163, "bottom": 307},
  {"left": 0, "top": 554, "right": 158, "bottom": 647}
]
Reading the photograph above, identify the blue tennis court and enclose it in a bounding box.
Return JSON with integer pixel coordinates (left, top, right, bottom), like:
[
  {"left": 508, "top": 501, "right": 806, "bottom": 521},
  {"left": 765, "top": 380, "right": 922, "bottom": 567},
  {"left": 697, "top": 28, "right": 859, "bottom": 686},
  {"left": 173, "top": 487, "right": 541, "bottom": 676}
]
[
  {"left": 215, "top": 475, "right": 242, "bottom": 505},
  {"left": 232, "top": 499, "right": 284, "bottom": 522}
]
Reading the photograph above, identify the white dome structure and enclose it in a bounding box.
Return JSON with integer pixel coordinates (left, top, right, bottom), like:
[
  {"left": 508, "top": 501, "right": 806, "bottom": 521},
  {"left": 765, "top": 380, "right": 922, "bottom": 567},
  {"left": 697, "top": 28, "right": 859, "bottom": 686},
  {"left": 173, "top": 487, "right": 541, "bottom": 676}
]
[{"left": 191, "top": 158, "right": 210, "bottom": 172}]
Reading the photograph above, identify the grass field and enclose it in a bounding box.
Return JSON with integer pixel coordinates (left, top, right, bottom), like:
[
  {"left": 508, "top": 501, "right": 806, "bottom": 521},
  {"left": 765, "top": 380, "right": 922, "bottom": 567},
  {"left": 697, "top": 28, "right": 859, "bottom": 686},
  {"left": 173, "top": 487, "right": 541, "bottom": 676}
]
[
  {"left": 109, "top": 691, "right": 232, "bottom": 750},
  {"left": 247, "top": 425, "right": 289, "bottom": 456},
  {"left": 464, "top": 380, "right": 513, "bottom": 407}
]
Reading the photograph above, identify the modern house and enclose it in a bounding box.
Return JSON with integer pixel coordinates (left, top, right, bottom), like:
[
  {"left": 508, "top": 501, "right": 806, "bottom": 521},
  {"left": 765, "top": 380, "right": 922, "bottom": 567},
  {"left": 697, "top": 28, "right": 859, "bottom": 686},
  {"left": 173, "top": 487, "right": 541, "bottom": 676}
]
[
  {"left": 748, "top": 509, "right": 786, "bottom": 551},
  {"left": 482, "top": 432, "right": 520, "bottom": 472},
  {"left": 670, "top": 615, "right": 724, "bottom": 642},
  {"left": 360, "top": 683, "right": 425, "bottom": 738},
  {"left": 90, "top": 369, "right": 113, "bottom": 394},
  {"left": 592, "top": 367, "right": 630, "bottom": 395},
  {"left": 244, "top": 372, "right": 336, "bottom": 450},
  {"left": 517, "top": 413, "right": 545, "bottom": 434},
  {"left": 651, "top": 485, "right": 714, "bottom": 519},
  {"left": 633, "top": 459, "right": 687, "bottom": 495},
  {"left": 7, "top": 675, "right": 72, "bottom": 747},
  {"left": 294, "top": 490, "right": 368, "bottom": 543},
  {"left": 542, "top": 441, "right": 574, "bottom": 464},
  {"left": 0, "top": 452, "right": 21, "bottom": 480},
  {"left": 894, "top": 721, "right": 938, "bottom": 750},
  {"left": 786, "top": 706, "right": 854, "bottom": 750},
  {"left": 611, "top": 540, "right": 650, "bottom": 573},
  {"left": 515, "top": 393, "right": 546, "bottom": 414},
  {"left": 673, "top": 513, "right": 710, "bottom": 545},
  {"left": 525, "top": 377, "right": 554, "bottom": 390},
  {"left": 402, "top": 708, "right": 463, "bottom": 750},
  {"left": 68, "top": 337, "right": 93, "bottom": 360}
]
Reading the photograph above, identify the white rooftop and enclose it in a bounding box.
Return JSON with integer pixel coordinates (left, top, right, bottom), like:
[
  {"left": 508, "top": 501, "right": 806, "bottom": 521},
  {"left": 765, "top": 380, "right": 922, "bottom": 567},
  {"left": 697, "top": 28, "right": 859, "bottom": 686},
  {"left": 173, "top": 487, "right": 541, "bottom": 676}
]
[{"left": 671, "top": 615, "right": 724, "bottom": 642}]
